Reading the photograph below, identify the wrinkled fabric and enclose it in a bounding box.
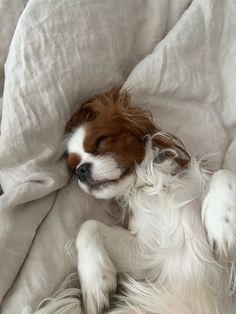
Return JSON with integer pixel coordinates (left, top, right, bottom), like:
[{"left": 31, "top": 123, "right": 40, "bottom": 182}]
[{"left": 0, "top": 0, "right": 235, "bottom": 312}]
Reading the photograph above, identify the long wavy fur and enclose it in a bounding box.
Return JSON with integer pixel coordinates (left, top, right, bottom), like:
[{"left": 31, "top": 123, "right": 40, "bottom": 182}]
[{"left": 109, "top": 143, "right": 233, "bottom": 314}]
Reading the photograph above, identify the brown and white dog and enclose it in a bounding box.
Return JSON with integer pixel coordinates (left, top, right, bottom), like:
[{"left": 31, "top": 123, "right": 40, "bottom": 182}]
[{"left": 66, "top": 88, "right": 236, "bottom": 314}]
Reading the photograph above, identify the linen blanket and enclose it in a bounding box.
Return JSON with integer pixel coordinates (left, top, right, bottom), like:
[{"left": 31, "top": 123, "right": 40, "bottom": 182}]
[{"left": 0, "top": 0, "right": 236, "bottom": 313}]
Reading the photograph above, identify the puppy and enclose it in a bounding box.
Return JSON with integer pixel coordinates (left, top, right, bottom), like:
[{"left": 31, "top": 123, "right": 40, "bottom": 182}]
[{"left": 66, "top": 88, "right": 236, "bottom": 314}]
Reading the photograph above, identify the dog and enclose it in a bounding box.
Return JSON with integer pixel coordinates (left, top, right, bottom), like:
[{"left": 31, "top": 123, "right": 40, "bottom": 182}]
[{"left": 66, "top": 88, "right": 236, "bottom": 314}]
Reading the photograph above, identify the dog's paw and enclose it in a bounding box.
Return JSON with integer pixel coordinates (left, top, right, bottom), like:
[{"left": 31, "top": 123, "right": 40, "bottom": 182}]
[
  {"left": 80, "top": 257, "right": 117, "bottom": 314},
  {"left": 202, "top": 169, "right": 236, "bottom": 258},
  {"left": 76, "top": 220, "right": 117, "bottom": 314}
]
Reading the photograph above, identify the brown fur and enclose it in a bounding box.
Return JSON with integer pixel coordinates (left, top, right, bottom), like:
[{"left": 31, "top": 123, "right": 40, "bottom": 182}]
[
  {"left": 67, "top": 153, "right": 81, "bottom": 170},
  {"left": 66, "top": 88, "right": 190, "bottom": 169}
]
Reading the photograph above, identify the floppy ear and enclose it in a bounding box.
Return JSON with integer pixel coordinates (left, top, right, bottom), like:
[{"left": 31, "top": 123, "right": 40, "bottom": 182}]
[
  {"left": 65, "top": 102, "right": 96, "bottom": 133},
  {"left": 65, "top": 87, "right": 126, "bottom": 133},
  {"left": 124, "top": 106, "right": 190, "bottom": 167},
  {"left": 152, "top": 132, "right": 190, "bottom": 167},
  {"left": 123, "top": 106, "right": 159, "bottom": 141}
]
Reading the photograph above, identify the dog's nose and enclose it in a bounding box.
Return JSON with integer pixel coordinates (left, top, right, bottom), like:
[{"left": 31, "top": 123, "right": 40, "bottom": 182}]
[{"left": 75, "top": 163, "right": 91, "bottom": 182}]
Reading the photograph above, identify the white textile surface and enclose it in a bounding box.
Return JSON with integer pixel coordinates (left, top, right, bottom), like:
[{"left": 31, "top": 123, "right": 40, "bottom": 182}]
[{"left": 0, "top": 0, "right": 235, "bottom": 313}]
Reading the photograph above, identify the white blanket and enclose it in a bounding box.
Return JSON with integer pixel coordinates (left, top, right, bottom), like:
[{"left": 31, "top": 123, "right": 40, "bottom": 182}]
[{"left": 0, "top": 0, "right": 236, "bottom": 313}]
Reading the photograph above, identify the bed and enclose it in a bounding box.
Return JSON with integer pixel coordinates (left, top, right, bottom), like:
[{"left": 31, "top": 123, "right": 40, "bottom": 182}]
[{"left": 0, "top": 0, "right": 236, "bottom": 312}]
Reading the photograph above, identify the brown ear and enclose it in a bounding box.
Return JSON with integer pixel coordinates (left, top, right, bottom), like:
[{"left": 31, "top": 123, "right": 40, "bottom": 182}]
[
  {"left": 152, "top": 132, "right": 190, "bottom": 167},
  {"left": 123, "top": 106, "right": 159, "bottom": 141},
  {"left": 65, "top": 102, "right": 96, "bottom": 133},
  {"left": 123, "top": 106, "right": 190, "bottom": 167}
]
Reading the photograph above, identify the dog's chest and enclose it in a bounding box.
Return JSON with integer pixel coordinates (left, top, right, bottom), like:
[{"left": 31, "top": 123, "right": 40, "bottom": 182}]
[{"left": 127, "top": 184, "right": 204, "bottom": 260}]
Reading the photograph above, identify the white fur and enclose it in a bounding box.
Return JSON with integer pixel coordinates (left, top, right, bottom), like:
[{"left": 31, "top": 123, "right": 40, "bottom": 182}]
[
  {"left": 63, "top": 127, "right": 236, "bottom": 314},
  {"left": 202, "top": 169, "right": 236, "bottom": 259},
  {"left": 67, "top": 125, "right": 129, "bottom": 199},
  {"left": 76, "top": 220, "right": 117, "bottom": 314},
  {"left": 75, "top": 142, "right": 236, "bottom": 314},
  {"left": 40, "top": 135, "right": 236, "bottom": 314},
  {"left": 67, "top": 126, "right": 90, "bottom": 160},
  {"left": 32, "top": 274, "right": 82, "bottom": 314}
]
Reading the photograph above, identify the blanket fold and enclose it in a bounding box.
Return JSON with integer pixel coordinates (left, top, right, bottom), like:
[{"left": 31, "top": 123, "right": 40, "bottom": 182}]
[{"left": 1, "top": 0, "right": 236, "bottom": 312}]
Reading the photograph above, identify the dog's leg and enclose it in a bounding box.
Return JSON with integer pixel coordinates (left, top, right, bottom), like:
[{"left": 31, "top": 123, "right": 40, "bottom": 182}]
[
  {"left": 76, "top": 220, "right": 143, "bottom": 314},
  {"left": 202, "top": 169, "right": 236, "bottom": 258}
]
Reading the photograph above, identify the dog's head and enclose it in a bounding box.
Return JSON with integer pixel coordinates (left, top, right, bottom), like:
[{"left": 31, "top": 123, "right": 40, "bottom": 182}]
[{"left": 66, "top": 88, "right": 189, "bottom": 199}]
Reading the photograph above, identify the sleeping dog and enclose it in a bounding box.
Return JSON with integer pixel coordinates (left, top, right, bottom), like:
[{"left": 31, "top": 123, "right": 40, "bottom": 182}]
[{"left": 66, "top": 88, "right": 236, "bottom": 314}]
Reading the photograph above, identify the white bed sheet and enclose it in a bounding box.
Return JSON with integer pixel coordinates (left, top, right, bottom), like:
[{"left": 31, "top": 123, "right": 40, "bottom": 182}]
[{"left": 0, "top": 0, "right": 235, "bottom": 312}]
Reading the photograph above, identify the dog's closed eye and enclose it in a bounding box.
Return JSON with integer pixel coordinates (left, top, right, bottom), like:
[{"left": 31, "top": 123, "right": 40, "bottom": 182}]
[{"left": 93, "top": 135, "right": 109, "bottom": 153}]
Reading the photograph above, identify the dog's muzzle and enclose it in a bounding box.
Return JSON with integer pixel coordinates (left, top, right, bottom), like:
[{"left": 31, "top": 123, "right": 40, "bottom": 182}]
[{"left": 75, "top": 163, "right": 92, "bottom": 183}]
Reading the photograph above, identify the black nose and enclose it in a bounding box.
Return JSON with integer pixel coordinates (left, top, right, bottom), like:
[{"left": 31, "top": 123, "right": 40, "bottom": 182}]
[{"left": 75, "top": 163, "right": 91, "bottom": 182}]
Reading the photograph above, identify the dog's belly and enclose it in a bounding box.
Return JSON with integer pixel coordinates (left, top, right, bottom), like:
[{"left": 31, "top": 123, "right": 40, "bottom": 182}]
[{"left": 127, "top": 190, "right": 225, "bottom": 312}]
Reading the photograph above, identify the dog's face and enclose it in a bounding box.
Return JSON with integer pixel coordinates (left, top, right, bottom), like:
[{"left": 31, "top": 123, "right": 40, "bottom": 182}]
[
  {"left": 66, "top": 89, "right": 189, "bottom": 199},
  {"left": 66, "top": 89, "right": 156, "bottom": 199}
]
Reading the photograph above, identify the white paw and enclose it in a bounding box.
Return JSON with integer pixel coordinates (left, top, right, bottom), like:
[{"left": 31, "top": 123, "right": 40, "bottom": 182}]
[
  {"left": 202, "top": 170, "right": 236, "bottom": 258},
  {"left": 76, "top": 220, "right": 117, "bottom": 314}
]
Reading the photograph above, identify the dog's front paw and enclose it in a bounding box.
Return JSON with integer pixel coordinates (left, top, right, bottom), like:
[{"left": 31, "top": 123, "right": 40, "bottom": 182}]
[
  {"left": 80, "top": 258, "right": 117, "bottom": 314},
  {"left": 76, "top": 220, "right": 117, "bottom": 314},
  {"left": 202, "top": 170, "right": 236, "bottom": 258}
]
